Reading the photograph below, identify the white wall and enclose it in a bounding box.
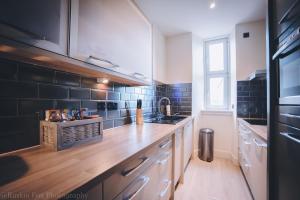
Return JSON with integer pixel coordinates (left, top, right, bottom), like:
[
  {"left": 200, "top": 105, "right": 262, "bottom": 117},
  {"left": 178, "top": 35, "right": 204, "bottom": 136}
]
[
  {"left": 152, "top": 25, "right": 167, "bottom": 83},
  {"left": 191, "top": 35, "right": 204, "bottom": 155},
  {"left": 166, "top": 33, "right": 193, "bottom": 84},
  {"left": 193, "top": 32, "right": 238, "bottom": 163},
  {"left": 230, "top": 29, "right": 238, "bottom": 164},
  {"left": 236, "top": 20, "right": 266, "bottom": 80}
]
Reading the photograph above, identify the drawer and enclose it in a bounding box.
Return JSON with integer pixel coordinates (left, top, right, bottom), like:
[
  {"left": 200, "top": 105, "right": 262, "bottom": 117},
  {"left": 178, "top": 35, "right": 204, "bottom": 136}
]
[
  {"left": 157, "top": 136, "right": 172, "bottom": 155},
  {"left": 157, "top": 152, "right": 172, "bottom": 200},
  {"left": 104, "top": 146, "right": 157, "bottom": 200},
  {"left": 158, "top": 179, "right": 172, "bottom": 200},
  {"left": 240, "top": 153, "right": 252, "bottom": 188},
  {"left": 156, "top": 150, "right": 172, "bottom": 182},
  {"left": 174, "top": 128, "right": 183, "bottom": 185},
  {"left": 113, "top": 161, "right": 159, "bottom": 200}
]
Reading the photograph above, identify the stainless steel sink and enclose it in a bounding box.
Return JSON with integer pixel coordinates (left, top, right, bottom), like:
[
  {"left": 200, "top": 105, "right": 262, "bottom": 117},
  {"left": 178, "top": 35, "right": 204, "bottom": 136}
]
[{"left": 145, "top": 115, "right": 187, "bottom": 125}]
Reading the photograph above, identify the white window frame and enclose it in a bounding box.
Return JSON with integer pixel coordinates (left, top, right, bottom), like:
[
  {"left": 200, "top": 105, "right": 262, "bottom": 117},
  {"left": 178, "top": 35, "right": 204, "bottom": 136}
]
[{"left": 204, "top": 37, "right": 230, "bottom": 111}]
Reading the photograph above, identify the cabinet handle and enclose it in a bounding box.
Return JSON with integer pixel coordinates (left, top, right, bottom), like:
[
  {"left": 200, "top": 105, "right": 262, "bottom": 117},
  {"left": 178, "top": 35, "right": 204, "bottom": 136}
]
[
  {"left": 280, "top": 113, "right": 300, "bottom": 119},
  {"left": 121, "top": 157, "right": 149, "bottom": 177},
  {"left": 159, "top": 180, "right": 171, "bottom": 198},
  {"left": 280, "top": 132, "right": 300, "bottom": 144},
  {"left": 89, "top": 55, "right": 120, "bottom": 68},
  {"left": 253, "top": 138, "right": 267, "bottom": 148},
  {"left": 278, "top": 0, "right": 300, "bottom": 24},
  {"left": 243, "top": 141, "right": 251, "bottom": 145},
  {"left": 157, "top": 152, "right": 171, "bottom": 165},
  {"left": 244, "top": 163, "right": 251, "bottom": 169},
  {"left": 132, "top": 72, "right": 147, "bottom": 79},
  {"left": 159, "top": 140, "right": 172, "bottom": 149},
  {"left": 126, "top": 176, "right": 150, "bottom": 200},
  {"left": 272, "top": 27, "right": 300, "bottom": 60}
]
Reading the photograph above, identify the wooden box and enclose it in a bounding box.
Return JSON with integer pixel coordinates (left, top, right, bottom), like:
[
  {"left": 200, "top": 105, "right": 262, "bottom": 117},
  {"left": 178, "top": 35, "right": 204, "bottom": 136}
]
[{"left": 40, "top": 117, "right": 103, "bottom": 151}]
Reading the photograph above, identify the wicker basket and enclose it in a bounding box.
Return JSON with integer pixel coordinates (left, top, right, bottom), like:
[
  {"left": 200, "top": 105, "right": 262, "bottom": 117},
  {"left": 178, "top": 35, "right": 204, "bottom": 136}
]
[{"left": 40, "top": 117, "right": 103, "bottom": 151}]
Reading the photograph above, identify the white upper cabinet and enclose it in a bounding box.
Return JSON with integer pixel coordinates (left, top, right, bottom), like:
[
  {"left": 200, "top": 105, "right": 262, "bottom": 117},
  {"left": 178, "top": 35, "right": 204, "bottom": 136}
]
[{"left": 70, "top": 0, "right": 152, "bottom": 83}]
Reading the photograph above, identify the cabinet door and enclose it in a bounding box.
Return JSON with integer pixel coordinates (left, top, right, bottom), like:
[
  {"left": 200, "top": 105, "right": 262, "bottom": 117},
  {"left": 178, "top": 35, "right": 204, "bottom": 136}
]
[
  {"left": 250, "top": 135, "right": 267, "bottom": 200},
  {"left": 174, "top": 128, "right": 183, "bottom": 186},
  {"left": 184, "top": 121, "right": 193, "bottom": 169},
  {"left": 0, "top": 0, "right": 69, "bottom": 55},
  {"left": 70, "top": 0, "right": 152, "bottom": 81}
]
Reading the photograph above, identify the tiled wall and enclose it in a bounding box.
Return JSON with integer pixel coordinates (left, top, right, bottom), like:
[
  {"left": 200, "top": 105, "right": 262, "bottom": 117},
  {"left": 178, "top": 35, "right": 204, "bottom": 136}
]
[
  {"left": 156, "top": 83, "right": 192, "bottom": 116},
  {"left": 0, "top": 58, "right": 192, "bottom": 153},
  {"left": 237, "top": 80, "right": 267, "bottom": 118}
]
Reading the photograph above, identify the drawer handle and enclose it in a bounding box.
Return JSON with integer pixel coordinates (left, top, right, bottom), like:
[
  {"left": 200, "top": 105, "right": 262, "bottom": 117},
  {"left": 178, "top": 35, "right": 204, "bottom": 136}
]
[
  {"left": 89, "top": 55, "right": 120, "bottom": 68},
  {"left": 278, "top": 0, "right": 300, "bottom": 24},
  {"left": 157, "top": 152, "right": 171, "bottom": 165},
  {"left": 280, "top": 113, "right": 300, "bottom": 119},
  {"left": 159, "top": 140, "right": 172, "bottom": 149},
  {"left": 280, "top": 132, "right": 300, "bottom": 144},
  {"left": 127, "top": 176, "right": 150, "bottom": 200},
  {"left": 253, "top": 138, "right": 267, "bottom": 148},
  {"left": 121, "top": 157, "right": 149, "bottom": 177},
  {"left": 244, "top": 163, "right": 251, "bottom": 169},
  {"left": 159, "top": 180, "right": 171, "bottom": 198}
]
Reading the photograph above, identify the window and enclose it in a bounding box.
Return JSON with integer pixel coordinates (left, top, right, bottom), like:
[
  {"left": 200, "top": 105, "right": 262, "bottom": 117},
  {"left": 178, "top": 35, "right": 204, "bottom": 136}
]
[{"left": 204, "top": 38, "right": 230, "bottom": 110}]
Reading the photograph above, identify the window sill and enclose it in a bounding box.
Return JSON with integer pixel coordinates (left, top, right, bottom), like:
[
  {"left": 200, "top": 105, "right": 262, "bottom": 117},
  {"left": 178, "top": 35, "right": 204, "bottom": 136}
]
[{"left": 200, "top": 110, "right": 233, "bottom": 116}]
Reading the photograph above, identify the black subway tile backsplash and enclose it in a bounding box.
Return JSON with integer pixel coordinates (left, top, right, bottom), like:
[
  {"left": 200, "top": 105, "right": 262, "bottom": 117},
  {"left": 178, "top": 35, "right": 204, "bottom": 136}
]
[
  {"left": 107, "top": 102, "right": 119, "bottom": 110},
  {"left": 55, "top": 71, "right": 80, "bottom": 87},
  {"left": 39, "top": 84, "right": 69, "bottom": 99},
  {"left": 91, "top": 90, "right": 106, "bottom": 100},
  {"left": 107, "top": 110, "right": 120, "bottom": 119},
  {"left": 155, "top": 83, "right": 192, "bottom": 116},
  {"left": 0, "top": 99, "right": 18, "bottom": 116},
  {"left": 0, "top": 114, "right": 39, "bottom": 153},
  {"left": 0, "top": 58, "right": 192, "bottom": 154},
  {"left": 81, "top": 77, "right": 98, "bottom": 89},
  {"left": 70, "top": 88, "right": 90, "bottom": 99},
  {"left": 19, "top": 99, "right": 54, "bottom": 116},
  {"left": 81, "top": 100, "right": 97, "bottom": 110},
  {"left": 54, "top": 100, "right": 81, "bottom": 110},
  {"left": 0, "top": 80, "right": 38, "bottom": 98},
  {"left": 97, "top": 102, "right": 106, "bottom": 111},
  {"left": 107, "top": 91, "right": 120, "bottom": 101},
  {"left": 19, "top": 63, "right": 54, "bottom": 83},
  {"left": 237, "top": 80, "right": 266, "bottom": 118},
  {"left": 0, "top": 59, "right": 18, "bottom": 80}
]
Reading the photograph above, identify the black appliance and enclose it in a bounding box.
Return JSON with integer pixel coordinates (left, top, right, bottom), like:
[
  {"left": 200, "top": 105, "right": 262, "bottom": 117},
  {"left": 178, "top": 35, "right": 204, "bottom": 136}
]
[{"left": 268, "top": 0, "right": 300, "bottom": 200}]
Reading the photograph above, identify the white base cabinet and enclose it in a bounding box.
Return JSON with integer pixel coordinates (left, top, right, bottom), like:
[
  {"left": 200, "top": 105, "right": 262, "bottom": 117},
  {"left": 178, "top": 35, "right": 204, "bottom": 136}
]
[
  {"left": 174, "top": 128, "right": 183, "bottom": 186},
  {"left": 238, "top": 120, "right": 267, "bottom": 200},
  {"left": 183, "top": 120, "right": 193, "bottom": 169}
]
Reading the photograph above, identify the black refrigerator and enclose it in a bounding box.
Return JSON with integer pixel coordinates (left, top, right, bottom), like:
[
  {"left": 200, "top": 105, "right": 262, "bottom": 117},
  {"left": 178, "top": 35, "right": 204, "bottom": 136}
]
[{"left": 268, "top": 0, "right": 300, "bottom": 200}]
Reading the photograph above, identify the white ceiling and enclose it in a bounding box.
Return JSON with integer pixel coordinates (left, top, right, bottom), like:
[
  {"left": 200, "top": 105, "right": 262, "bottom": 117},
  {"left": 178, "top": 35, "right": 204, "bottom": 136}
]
[{"left": 134, "top": 0, "right": 267, "bottom": 38}]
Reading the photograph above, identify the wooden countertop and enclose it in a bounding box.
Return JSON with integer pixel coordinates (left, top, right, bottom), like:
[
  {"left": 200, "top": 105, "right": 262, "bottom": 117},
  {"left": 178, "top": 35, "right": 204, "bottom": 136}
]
[
  {"left": 0, "top": 117, "right": 193, "bottom": 200},
  {"left": 238, "top": 118, "right": 267, "bottom": 141}
]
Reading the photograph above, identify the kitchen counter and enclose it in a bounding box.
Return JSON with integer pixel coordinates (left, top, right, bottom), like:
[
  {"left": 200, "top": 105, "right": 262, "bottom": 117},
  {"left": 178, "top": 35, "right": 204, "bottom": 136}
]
[
  {"left": 238, "top": 118, "right": 267, "bottom": 141},
  {"left": 0, "top": 116, "right": 193, "bottom": 200}
]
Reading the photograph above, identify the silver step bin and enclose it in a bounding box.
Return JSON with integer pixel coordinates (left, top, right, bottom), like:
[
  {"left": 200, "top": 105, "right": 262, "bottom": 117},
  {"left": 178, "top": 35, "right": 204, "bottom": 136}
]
[{"left": 198, "top": 128, "right": 214, "bottom": 162}]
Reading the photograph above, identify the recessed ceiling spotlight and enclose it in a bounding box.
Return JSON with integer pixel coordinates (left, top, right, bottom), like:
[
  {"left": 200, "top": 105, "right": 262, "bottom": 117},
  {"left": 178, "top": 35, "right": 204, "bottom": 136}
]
[
  {"left": 97, "top": 78, "right": 109, "bottom": 84},
  {"left": 209, "top": 0, "right": 216, "bottom": 9}
]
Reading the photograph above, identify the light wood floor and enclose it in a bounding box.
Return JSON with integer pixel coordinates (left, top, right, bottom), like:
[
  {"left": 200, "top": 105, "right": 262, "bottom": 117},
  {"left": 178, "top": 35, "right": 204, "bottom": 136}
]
[{"left": 175, "top": 158, "right": 253, "bottom": 200}]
